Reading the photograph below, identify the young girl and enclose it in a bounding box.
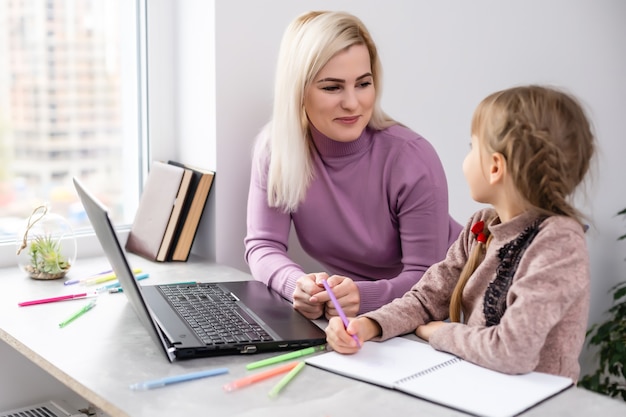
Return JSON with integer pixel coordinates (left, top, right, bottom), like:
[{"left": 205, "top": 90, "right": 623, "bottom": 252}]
[{"left": 325, "top": 85, "right": 595, "bottom": 382}]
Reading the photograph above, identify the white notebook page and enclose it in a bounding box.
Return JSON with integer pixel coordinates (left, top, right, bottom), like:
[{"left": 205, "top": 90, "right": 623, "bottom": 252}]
[{"left": 306, "top": 337, "right": 573, "bottom": 417}]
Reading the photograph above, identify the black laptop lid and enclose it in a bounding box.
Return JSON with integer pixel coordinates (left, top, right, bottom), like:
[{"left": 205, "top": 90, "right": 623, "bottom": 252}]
[
  {"left": 73, "top": 177, "right": 176, "bottom": 361},
  {"left": 74, "top": 177, "right": 327, "bottom": 361}
]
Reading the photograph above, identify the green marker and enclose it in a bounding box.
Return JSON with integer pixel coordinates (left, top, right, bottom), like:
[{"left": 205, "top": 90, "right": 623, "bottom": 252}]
[
  {"left": 246, "top": 345, "right": 325, "bottom": 370},
  {"left": 59, "top": 299, "right": 97, "bottom": 328},
  {"left": 268, "top": 361, "right": 306, "bottom": 398}
]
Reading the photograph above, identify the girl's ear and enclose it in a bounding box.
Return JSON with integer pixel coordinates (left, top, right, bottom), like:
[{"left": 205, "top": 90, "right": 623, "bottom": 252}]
[{"left": 488, "top": 152, "right": 507, "bottom": 185}]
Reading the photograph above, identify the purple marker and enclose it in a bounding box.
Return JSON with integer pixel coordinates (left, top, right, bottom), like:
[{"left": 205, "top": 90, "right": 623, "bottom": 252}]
[
  {"left": 321, "top": 279, "right": 361, "bottom": 347},
  {"left": 64, "top": 269, "right": 113, "bottom": 286}
]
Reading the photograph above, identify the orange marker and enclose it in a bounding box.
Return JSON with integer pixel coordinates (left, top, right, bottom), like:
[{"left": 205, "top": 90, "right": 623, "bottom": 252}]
[{"left": 222, "top": 362, "right": 299, "bottom": 392}]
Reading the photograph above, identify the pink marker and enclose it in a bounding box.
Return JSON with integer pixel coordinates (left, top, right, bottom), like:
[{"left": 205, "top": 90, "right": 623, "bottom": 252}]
[
  {"left": 18, "top": 292, "right": 98, "bottom": 307},
  {"left": 321, "top": 279, "right": 361, "bottom": 347}
]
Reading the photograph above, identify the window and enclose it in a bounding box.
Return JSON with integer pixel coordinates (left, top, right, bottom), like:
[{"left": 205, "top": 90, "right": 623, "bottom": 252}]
[{"left": 0, "top": 0, "right": 144, "bottom": 256}]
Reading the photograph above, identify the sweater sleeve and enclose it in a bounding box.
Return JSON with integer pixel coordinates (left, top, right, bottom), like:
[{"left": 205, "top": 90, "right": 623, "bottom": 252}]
[
  {"left": 429, "top": 218, "right": 589, "bottom": 375},
  {"left": 362, "top": 212, "right": 481, "bottom": 338},
  {"left": 355, "top": 137, "right": 463, "bottom": 313},
  {"left": 243, "top": 146, "right": 304, "bottom": 301}
]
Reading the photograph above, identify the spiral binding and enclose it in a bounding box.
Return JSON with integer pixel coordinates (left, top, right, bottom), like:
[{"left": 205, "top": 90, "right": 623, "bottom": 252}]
[{"left": 395, "top": 357, "right": 462, "bottom": 384}]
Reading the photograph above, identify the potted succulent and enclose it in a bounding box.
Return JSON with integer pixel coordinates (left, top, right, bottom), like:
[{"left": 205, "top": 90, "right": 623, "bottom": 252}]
[
  {"left": 24, "top": 234, "right": 72, "bottom": 279},
  {"left": 16, "top": 205, "right": 76, "bottom": 280},
  {"left": 578, "top": 208, "right": 626, "bottom": 401}
]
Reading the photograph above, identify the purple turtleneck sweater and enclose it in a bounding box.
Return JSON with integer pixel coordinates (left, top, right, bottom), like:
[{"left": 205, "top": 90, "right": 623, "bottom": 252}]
[{"left": 244, "top": 124, "right": 462, "bottom": 314}]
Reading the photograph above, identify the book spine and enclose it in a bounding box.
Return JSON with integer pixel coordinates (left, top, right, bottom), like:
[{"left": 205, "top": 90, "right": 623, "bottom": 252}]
[
  {"left": 156, "top": 169, "right": 192, "bottom": 261},
  {"left": 166, "top": 161, "right": 200, "bottom": 261},
  {"left": 171, "top": 173, "right": 213, "bottom": 261}
]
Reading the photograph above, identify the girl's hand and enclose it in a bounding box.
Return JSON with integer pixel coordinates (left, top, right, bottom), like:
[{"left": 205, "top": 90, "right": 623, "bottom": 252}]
[
  {"left": 415, "top": 321, "right": 447, "bottom": 341},
  {"left": 325, "top": 316, "right": 381, "bottom": 354}
]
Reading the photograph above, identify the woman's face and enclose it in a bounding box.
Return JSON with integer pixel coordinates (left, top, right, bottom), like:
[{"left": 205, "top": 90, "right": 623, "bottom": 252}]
[{"left": 304, "top": 44, "right": 375, "bottom": 142}]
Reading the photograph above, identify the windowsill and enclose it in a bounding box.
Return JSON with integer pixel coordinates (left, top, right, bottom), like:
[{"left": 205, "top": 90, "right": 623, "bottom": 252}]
[{"left": 0, "top": 227, "right": 130, "bottom": 270}]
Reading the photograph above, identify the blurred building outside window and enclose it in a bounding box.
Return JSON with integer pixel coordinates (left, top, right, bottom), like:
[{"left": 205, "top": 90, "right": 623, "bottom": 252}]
[{"left": 0, "top": 0, "right": 143, "bottom": 244}]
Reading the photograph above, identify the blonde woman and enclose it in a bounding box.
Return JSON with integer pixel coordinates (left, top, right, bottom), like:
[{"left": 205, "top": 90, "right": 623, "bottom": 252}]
[
  {"left": 245, "top": 11, "right": 461, "bottom": 320},
  {"left": 326, "top": 85, "right": 595, "bottom": 382}
]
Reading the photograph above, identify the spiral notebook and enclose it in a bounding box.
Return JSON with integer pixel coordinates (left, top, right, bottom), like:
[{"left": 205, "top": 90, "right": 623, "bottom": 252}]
[{"left": 305, "top": 337, "right": 572, "bottom": 417}]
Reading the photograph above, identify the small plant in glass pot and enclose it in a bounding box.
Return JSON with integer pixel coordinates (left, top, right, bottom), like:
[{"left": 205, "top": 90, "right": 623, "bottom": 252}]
[
  {"left": 16, "top": 204, "right": 77, "bottom": 280},
  {"left": 25, "top": 234, "right": 72, "bottom": 279}
]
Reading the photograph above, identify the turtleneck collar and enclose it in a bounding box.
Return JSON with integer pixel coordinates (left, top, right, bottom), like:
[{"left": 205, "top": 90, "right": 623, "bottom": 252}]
[
  {"left": 487, "top": 210, "right": 544, "bottom": 243},
  {"left": 309, "top": 123, "right": 373, "bottom": 158}
]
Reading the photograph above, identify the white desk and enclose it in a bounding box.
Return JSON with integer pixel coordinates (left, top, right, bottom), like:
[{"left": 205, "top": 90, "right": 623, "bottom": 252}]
[{"left": 1, "top": 255, "right": 625, "bottom": 417}]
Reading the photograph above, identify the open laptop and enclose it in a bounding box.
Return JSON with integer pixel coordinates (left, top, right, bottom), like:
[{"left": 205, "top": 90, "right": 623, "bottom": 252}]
[{"left": 73, "top": 177, "right": 326, "bottom": 362}]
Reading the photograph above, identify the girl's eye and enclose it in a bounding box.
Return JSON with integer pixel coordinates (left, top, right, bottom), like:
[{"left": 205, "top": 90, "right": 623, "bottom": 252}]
[
  {"left": 358, "top": 81, "right": 372, "bottom": 88},
  {"left": 321, "top": 85, "right": 340, "bottom": 92}
]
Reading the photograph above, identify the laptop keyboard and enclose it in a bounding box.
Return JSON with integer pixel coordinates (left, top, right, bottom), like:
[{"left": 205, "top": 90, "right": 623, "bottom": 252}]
[{"left": 160, "top": 284, "right": 274, "bottom": 345}]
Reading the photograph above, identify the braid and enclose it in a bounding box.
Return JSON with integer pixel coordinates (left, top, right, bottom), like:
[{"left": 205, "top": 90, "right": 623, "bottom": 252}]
[
  {"left": 477, "top": 86, "right": 595, "bottom": 225},
  {"left": 450, "top": 231, "right": 494, "bottom": 323},
  {"left": 504, "top": 121, "right": 577, "bottom": 219}
]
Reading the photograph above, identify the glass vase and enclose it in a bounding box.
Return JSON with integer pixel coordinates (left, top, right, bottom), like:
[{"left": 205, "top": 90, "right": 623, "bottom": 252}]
[{"left": 16, "top": 205, "right": 77, "bottom": 280}]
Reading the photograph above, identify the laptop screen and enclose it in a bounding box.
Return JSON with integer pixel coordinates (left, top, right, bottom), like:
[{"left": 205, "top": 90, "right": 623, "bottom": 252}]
[{"left": 73, "top": 177, "right": 176, "bottom": 361}]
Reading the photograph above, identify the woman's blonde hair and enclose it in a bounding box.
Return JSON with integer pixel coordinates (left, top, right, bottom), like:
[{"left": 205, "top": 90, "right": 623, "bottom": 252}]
[
  {"left": 256, "top": 11, "right": 395, "bottom": 212},
  {"left": 449, "top": 85, "right": 596, "bottom": 322}
]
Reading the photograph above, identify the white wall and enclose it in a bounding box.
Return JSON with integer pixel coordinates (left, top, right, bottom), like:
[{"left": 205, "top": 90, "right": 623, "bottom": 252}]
[{"left": 170, "top": 0, "right": 625, "bottom": 373}]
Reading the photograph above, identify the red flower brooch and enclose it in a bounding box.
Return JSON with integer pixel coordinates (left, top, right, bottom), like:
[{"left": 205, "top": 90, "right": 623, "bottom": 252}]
[{"left": 471, "top": 221, "right": 487, "bottom": 243}]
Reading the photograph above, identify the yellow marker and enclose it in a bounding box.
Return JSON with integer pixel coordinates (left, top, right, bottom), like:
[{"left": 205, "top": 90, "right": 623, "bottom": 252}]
[{"left": 84, "top": 268, "right": 142, "bottom": 285}]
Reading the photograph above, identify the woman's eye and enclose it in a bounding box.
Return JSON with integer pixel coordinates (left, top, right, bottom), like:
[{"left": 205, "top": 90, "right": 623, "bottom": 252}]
[
  {"left": 321, "top": 85, "right": 340, "bottom": 92},
  {"left": 358, "top": 81, "right": 372, "bottom": 88}
]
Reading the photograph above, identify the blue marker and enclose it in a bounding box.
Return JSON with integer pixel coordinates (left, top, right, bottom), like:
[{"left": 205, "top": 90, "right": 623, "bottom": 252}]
[{"left": 129, "top": 367, "right": 229, "bottom": 390}]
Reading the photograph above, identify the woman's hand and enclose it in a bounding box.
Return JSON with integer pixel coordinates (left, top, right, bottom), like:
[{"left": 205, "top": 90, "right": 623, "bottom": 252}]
[
  {"left": 313, "top": 275, "right": 360, "bottom": 319},
  {"left": 415, "top": 321, "right": 447, "bottom": 341},
  {"left": 293, "top": 272, "right": 328, "bottom": 319},
  {"left": 325, "top": 316, "right": 380, "bottom": 354}
]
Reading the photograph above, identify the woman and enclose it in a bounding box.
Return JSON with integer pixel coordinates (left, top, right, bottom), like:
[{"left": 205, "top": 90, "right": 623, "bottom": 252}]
[{"left": 245, "top": 11, "right": 461, "bottom": 320}]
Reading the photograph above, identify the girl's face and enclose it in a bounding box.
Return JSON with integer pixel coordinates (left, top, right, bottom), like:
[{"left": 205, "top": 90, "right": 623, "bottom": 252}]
[
  {"left": 463, "top": 134, "right": 493, "bottom": 204},
  {"left": 304, "top": 44, "right": 375, "bottom": 142}
]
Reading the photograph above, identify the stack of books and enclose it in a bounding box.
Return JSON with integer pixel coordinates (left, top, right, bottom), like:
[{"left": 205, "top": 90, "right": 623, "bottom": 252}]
[{"left": 125, "top": 160, "right": 215, "bottom": 262}]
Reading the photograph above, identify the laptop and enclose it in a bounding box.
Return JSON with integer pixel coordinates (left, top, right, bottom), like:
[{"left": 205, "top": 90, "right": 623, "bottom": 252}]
[{"left": 73, "top": 177, "right": 326, "bottom": 362}]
